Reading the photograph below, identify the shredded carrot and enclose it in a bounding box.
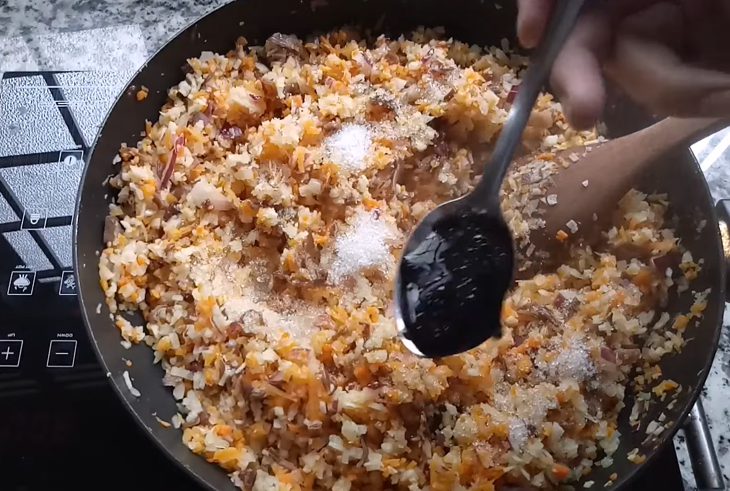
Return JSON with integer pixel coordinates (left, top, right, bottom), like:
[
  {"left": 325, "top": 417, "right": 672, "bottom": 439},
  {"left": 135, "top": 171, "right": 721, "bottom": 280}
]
[
  {"left": 136, "top": 86, "right": 149, "bottom": 101},
  {"left": 302, "top": 474, "right": 315, "bottom": 491},
  {"left": 552, "top": 463, "right": 571, "bottom": 481},
  {"left": 313, "top": 233, "right": 330, "bottom": 247},
  {"left": 305, "top": 377, "right": 326, "bottom": 421},
  {"left": 353, "top": 363, "right": 372, "bottom": 385},
  {"left": 214, "top": 424, "right": 233, "bottom": 439},
  {"left": 691, "top": 300, "right": 708, "bottom": 317},
  {"left": 211, "top": 447, "right": 240, "bottom": 471},
  {"left": 632, "top": 268, "right": 655, "bottom": 291},
  {"left": 366, "top": 306, "right": 380, "bottom": 323},
  {"left": 320, "top": 343, "right": 334, "bottom": 365},
  {"left": 652, "top": 379, "right": 679, "bottom": 397},
  {"left": 363, "top": 197, "right": 379, "bottom": 210}
]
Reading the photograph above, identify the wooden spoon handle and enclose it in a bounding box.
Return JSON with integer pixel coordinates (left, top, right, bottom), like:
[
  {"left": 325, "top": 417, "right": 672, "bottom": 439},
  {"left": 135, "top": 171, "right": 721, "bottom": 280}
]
[
  {"left": 521, "top": 117, "right": 728, "bottom": 279},
  {"left": 601, "top": 117, "right": 727, "bottom": 175},
  {"left": 551, "top": 117, "right": 727, "bottom": 234}
]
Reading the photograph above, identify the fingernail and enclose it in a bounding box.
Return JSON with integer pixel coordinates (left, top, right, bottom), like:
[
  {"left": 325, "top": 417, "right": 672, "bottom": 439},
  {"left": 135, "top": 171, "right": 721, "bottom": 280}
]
[
  {"left": 567, "top": 105, "right": 597, "bottom": 131},
  {"left": 519, "top": 33, "right": 538, "bottom": 49}
]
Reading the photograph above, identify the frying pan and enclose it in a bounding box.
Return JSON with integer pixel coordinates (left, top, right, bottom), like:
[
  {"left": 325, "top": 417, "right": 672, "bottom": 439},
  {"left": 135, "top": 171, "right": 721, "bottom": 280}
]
[{"left": 73, "top": 0, "right": 728, "bottom": 489}]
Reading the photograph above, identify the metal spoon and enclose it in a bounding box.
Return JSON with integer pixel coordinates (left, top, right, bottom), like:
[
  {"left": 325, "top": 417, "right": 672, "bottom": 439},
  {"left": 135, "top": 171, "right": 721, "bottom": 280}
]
[{"left": 395, "top": 0, "right": 587, "bottom": 358}]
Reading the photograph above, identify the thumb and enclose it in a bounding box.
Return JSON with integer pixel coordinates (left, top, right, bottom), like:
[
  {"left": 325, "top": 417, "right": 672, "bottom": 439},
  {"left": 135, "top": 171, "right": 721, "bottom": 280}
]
[{"left": 517, "top": 0, "right": 555, "bottom": 49}]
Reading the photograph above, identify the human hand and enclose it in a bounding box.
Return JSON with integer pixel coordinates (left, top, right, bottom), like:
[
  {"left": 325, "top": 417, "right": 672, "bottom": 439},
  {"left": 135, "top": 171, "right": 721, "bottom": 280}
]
[{"left": 517, "top": 0, "right": 730, "bottom": 129}]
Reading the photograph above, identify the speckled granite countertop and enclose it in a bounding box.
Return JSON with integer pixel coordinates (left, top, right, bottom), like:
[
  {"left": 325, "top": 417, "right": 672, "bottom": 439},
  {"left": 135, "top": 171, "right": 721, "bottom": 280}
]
[
  {"left": 0, "top": 0, "right": 227, "bottom": 72},
  {"left": 2, "top": 0, "right": 730, "bottom": 488}
]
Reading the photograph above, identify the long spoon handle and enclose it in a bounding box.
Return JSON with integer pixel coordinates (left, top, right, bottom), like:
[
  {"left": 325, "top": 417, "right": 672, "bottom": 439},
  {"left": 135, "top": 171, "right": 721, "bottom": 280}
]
[{"left": 477, "top": 0, "right": 587, "bottom": 205}]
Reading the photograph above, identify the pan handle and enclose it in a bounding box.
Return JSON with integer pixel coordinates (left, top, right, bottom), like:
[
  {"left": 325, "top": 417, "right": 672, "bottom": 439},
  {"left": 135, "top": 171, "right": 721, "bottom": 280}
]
[
  {"left": 716, "top": 200, "right": 730, "bottom": 300},
  {"left": 684, "top": 398, "right": 725, "bottom": 490}
]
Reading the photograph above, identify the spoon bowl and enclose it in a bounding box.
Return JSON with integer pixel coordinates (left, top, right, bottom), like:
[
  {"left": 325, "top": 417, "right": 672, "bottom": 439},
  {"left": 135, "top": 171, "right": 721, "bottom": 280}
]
[{"left": 395, "top": 196, "right": 515, "bottom": 358}]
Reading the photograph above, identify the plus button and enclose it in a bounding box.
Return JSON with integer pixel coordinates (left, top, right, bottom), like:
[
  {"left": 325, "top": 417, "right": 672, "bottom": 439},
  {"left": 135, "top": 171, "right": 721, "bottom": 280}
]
[
  {"left": 1, "top": 346, "right": 13, "bottom": 360},
  {"left": 0, "top": 340, "right": 22, "bottom": 367}
]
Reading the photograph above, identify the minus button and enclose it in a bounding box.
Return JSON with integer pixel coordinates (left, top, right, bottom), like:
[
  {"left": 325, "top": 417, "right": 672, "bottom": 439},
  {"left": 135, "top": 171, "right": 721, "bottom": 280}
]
[{"left": 47, "top": 340, "right": 77, "bottom": 368}]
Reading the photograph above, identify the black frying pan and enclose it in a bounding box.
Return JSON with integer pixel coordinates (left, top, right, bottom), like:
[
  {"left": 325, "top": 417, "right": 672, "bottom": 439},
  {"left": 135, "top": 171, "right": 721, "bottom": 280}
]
[{"left": 73, "top": 1, "right": 727, "bottom": 489}]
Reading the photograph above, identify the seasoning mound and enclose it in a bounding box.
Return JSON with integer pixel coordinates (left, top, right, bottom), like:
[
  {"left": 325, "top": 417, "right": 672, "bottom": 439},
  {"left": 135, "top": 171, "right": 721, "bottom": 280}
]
[
  {"left": 100, "top": 29, "right": 706, "bottom": 490},
  {"left": 325, "top": 124, "right": 373, "bottom": 173},
  {"left": 327, "top": 209, "right": 399, "bottom": 284}
]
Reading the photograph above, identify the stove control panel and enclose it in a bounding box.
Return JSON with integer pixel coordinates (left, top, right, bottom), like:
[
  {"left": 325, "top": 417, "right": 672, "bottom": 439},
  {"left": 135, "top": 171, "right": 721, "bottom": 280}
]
[{"left": 0, "top": 71, "right": 126, "bottom": 388}]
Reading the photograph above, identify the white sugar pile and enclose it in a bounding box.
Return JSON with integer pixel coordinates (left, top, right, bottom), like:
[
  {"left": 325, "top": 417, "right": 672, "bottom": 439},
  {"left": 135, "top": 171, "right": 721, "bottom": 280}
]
[
  {"left": 324, "top": 123, "right": 372, "bottom": 173},
  {"left": 329, "top": 210, "right": 397, "bottom": 283},
  {"left": 495, "top": 384, "right": 558, "bottom": 447},
  {"left": 539, "top": 337, "right": 595, "bottom": 383}
]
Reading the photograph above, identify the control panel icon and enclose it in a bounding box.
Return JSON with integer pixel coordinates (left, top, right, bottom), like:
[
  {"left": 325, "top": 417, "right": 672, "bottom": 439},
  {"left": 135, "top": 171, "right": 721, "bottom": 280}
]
[
  {"left": 0, "top": 340, "right": 23, "bottom": 367},
  {"left": 8, "top": 270, "right": 36, "bottom": 296},
  {"left": 21, "top": 208, "right": 47, "bottom": 229},
  {"left": 47, "top": 340, "right": 77, "bottom": 368},
  {"left": 57, "top": 149, "right": 84, "bottom": 173},
  {"left": 59, "top": 271, "right": 77, "bottom": 296}
]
